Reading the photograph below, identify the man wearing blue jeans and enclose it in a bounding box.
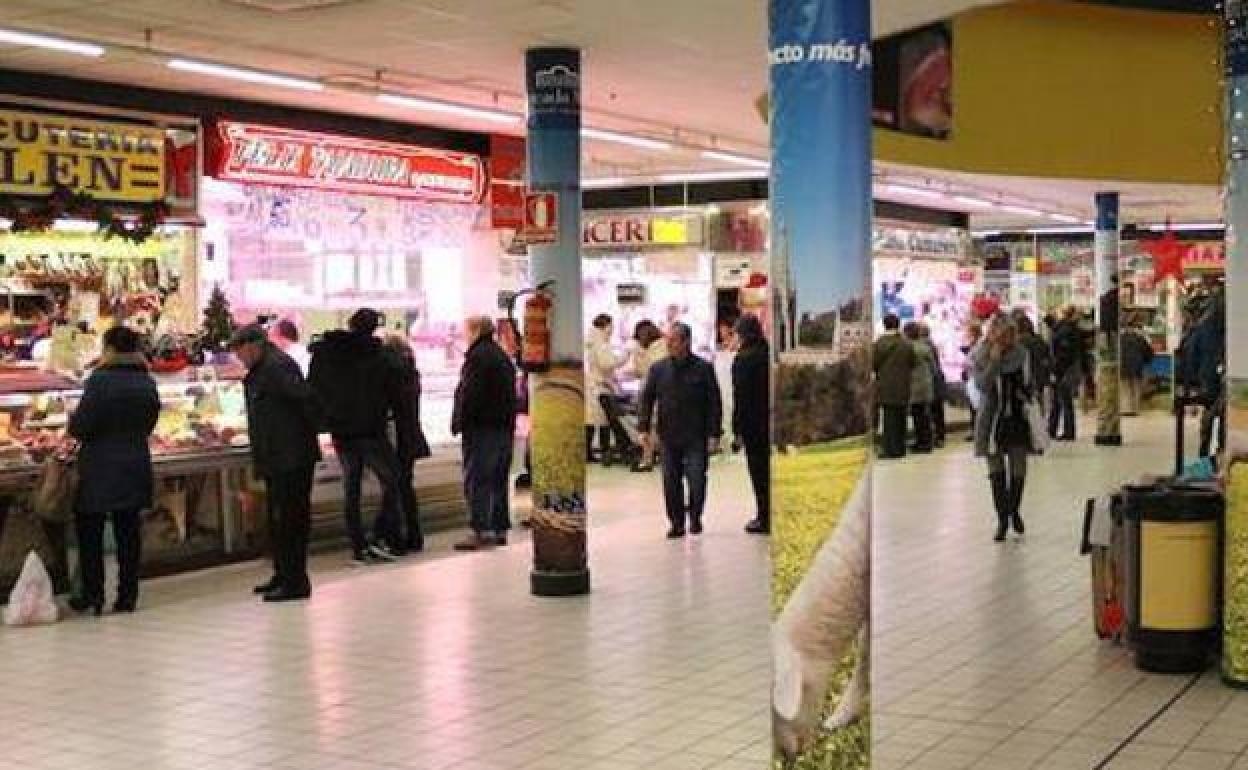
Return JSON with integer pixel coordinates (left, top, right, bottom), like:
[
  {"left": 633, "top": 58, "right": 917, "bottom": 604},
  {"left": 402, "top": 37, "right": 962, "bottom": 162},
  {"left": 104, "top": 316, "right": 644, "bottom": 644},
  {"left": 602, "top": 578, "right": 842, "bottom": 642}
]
[
  {"left": 638, "top": 322, "right": 723, "bottom": 539},
  {"left": 451, "top": 315, "right": 518, "bottom": 551}
]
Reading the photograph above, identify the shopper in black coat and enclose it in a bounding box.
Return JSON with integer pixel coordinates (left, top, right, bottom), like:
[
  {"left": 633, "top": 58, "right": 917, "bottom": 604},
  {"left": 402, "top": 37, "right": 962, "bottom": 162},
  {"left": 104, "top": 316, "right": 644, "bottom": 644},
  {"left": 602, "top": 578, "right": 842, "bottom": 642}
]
[
  {"left": 732, "top": 315, "right": 770, "bottom": 535},
  {"left": 232, "top": 325, "right": 322, "bottom": 602},
  {"left": 1048, "top": 306, "right": 1085, "bottom": 441},
  {"left": 68, "top": 326, "right": 160, "bottom": 615},
  {"left": 639, "top": 322, "right": 723, "bottom": 538},
  {"left": 384, "top": 335, "right": 432, "bottom": 553},
  {"left": 308, "top": 308, "right": 408, "bottom": 562},
  {"left": 452, "top": 315, "right": 518, "bottom": 550}
]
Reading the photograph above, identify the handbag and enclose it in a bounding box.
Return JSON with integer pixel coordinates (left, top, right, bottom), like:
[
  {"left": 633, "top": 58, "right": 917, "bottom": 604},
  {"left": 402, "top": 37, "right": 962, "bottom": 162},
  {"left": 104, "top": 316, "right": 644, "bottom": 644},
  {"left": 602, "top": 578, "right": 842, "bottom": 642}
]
[
  {"left": 1023, "top": 350, "right": 1050, "bottom": 454},
  {"left": 31, "top": 452, "right": 78, "bottom": 525}
]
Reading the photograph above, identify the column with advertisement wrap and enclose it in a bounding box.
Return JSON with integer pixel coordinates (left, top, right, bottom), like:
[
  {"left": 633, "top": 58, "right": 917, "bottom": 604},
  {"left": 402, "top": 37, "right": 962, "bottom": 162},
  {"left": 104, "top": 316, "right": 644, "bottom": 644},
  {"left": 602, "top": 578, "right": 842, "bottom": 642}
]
[
  {"left": 525, "top": 48, "right": 589, "bottom": 597},
  {"left": 1222, "top": 1, "right": 1248, "bottom": 686},
  {"left": 768, "top": 1, "right": 871, "bottom": 766},
  {"left": 1095, "top": 192, "right": 1123, "bottom": 446}
]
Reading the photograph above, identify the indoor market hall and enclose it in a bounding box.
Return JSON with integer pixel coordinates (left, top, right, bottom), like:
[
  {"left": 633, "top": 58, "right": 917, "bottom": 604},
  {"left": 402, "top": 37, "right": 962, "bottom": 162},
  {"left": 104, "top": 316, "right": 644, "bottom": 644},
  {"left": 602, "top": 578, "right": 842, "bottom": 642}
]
[{"left": 2, "top": 1, "right": 1248, "bottom": 770}]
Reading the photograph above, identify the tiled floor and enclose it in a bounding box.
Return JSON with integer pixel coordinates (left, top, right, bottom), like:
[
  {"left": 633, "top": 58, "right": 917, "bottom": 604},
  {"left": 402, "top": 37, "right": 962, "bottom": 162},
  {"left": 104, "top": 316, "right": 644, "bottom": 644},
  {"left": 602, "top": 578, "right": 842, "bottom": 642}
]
[
  {"left": 873, "top": 412, "right": 1248, "bottom": 770},
  {"left": 0, "top": 456, "right": 770, "bottom": 770}
]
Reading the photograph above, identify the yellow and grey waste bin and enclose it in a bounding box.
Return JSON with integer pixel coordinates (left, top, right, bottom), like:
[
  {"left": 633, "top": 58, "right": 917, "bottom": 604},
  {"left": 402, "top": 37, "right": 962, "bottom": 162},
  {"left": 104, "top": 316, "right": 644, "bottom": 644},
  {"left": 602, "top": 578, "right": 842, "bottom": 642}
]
[{"left": 1124, "top": 482, "right": 1222, "bottom": 673}]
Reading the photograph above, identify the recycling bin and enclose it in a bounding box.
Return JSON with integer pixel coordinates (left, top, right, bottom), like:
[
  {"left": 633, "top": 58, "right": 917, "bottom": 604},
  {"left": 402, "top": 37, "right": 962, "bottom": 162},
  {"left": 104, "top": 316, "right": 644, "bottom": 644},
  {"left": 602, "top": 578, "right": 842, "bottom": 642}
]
[{"left": 1123, "top": 481, "right": 1222, "bottom": 673}]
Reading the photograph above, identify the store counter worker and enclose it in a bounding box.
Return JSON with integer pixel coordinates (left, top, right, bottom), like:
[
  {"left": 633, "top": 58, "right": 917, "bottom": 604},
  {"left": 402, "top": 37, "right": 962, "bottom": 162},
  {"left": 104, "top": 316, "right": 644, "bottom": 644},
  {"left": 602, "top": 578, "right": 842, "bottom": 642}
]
[
  {"left": 638, "top": 321, "right": 723, "bottom": 539},
  {"left": 231, "top": 325, "right": 321, "bottom": 603}
]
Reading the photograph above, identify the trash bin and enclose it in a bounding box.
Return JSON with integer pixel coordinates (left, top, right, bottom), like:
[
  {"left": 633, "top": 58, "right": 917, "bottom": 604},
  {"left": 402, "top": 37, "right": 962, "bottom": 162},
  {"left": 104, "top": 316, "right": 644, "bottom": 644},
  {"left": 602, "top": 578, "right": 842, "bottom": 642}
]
[{"left": 1123, "top": 481, "right": 1222, "bottom": 673}]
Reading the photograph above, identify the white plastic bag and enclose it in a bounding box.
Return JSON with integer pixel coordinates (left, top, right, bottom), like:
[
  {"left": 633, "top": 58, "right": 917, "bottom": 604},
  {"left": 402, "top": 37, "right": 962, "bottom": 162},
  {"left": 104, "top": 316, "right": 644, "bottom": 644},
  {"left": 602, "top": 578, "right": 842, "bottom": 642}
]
[{"left": 3, "top": 551, "right": 60, "bottom": 627}]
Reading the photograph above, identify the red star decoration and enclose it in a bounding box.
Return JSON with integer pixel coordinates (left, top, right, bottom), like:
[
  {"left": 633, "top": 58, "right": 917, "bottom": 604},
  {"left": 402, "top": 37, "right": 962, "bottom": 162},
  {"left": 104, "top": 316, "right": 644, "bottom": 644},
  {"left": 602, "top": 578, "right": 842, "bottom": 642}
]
[{"left": 1140, "top": 226, "right": 1186, "bottom": 284}]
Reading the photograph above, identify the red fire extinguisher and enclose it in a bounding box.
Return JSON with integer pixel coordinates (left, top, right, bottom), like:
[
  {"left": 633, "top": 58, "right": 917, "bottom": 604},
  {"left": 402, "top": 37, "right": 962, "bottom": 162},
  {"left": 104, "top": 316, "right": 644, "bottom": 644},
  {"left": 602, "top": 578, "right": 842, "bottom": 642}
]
[{"left": 511, "top": 281, "right": 555, "bottom": 373}]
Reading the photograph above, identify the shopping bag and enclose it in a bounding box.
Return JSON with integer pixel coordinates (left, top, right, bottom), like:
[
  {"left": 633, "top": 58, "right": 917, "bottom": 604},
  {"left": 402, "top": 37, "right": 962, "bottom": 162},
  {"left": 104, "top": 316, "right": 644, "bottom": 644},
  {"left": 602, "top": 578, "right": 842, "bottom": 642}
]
[
  {"left": 1025, "top": 399, "right": 1049, "bottom": 454},
  {"left": 31, "top": 454, "right": 78, "bottom": 525},
  {"left": 3, "top": 551, "right": 60, "bottom": 627}
]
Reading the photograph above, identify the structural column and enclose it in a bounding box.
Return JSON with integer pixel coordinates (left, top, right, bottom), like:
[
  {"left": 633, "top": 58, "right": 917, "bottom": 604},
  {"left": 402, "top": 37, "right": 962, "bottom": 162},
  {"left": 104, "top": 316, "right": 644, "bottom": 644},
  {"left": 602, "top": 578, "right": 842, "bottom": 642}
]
[
  {"left": 768, "top": 1, "right": 872, "bottom": 766},
  {"left": 1095, "top": 191, "right": 1123, "bottom": 446},
  {"left": 524, "top": 47, "right": 589, "bottom": 597},
  {"left": 1223, "top": 0, "right": 1248, "bottom": 686}
]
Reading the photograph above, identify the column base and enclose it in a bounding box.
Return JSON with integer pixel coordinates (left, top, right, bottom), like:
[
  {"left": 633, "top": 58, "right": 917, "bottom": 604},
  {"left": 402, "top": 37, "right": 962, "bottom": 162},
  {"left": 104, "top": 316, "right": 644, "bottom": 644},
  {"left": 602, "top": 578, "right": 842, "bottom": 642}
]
[
  {"left": 531, "top": 568, "right": 591, "bottom": 597},
  {"left": 1223, "top": 672, "right": 1248, "bottom": 690},
  {"left": 1094, "top": 435, "right": 1123, "bottom": 447}
]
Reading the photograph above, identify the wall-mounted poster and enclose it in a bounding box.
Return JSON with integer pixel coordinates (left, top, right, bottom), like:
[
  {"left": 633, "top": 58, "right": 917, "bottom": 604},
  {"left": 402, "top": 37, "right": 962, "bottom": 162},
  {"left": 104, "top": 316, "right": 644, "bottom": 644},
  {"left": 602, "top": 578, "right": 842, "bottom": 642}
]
[{"left": 872, "top": 22, "right": 953, "bottom": 139}]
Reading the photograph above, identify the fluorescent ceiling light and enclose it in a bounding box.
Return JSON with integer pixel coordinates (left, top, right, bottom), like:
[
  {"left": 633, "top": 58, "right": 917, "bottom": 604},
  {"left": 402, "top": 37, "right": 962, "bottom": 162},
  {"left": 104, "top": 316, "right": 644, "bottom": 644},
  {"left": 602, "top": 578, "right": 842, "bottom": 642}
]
[
  {"left": 1001, "top": 204, "right": 1046, "bottom": 217},
  {"left": 168, "top": 58, "right": 323, "bottom": 91},
  {"left": 952, "top": 195, "right": 995, "bottom": 209},
  {"left": 972, "top": 230, "right": 1002, "bottom": 238},
  {"left": 657, "top": 170, "right": 768, "bottom": 183},
  {"left": 1145, "top": 222, "right": 1225, "bottom": 232},
  {"left": 1025, "top": 225, "right": 1095, "bottom": 235},
  {"left": 0, "top": 27, "right": 104, "bottom": 57},
  {"left": 1048, "top": 213, "right": 1081, "bottom": 224},
  {"left": 583, "top": 177, "right": 630, "bottom": 189},
  {"left": 701, "top": 150, "right": 769, "bottom": 169},
  {"left": 880, "top": 184, "right": 943, "bottom": 199},
  {"left": 378, "top": 93, "right": 519, "bottom": 124},
  {"left": 582, "top": 128, "right": 672, "bottom": 151}
]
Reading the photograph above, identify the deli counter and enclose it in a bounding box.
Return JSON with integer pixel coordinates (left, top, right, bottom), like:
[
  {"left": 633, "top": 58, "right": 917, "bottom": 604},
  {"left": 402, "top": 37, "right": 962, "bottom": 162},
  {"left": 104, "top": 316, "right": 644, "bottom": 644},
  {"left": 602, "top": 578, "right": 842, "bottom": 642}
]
[{"left": 0, "top": 363, "right": 467, "bottom": 598}]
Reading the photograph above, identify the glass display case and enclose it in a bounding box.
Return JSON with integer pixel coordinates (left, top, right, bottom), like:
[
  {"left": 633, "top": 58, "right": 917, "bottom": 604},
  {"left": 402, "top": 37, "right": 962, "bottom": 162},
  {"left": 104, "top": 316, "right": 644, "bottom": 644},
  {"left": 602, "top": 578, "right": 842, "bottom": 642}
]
[{"left": 0, "top": 366, "right": 256, "bottom": 597}]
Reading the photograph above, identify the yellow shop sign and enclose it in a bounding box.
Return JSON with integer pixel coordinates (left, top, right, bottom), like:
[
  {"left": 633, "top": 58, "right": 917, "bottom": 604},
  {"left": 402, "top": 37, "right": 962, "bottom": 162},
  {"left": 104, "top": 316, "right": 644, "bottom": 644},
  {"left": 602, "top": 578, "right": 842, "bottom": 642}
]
[{"left": 0, "top": 108, "right": 166, "bottom": 202}]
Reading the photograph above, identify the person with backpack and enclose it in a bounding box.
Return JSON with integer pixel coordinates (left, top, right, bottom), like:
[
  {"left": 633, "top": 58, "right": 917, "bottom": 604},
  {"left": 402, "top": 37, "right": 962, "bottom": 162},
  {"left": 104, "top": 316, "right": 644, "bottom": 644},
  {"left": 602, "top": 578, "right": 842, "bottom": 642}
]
[
  {"left": 973, "top": 316, "right": 1040, "bottom": 543},
  {"left": 1048, "top": 305, "right": 1085, "bottom": 441}
]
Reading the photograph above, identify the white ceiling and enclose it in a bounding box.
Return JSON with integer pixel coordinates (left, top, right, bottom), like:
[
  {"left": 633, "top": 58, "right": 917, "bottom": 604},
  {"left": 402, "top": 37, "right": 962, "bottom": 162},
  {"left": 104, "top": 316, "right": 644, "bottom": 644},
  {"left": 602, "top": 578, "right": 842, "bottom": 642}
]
[
  {"left": 0, "top": 0, "right": 1004, "bottom": 177},
  {"left": 2, "top": 0, "right": 1216, "bottom": 229}
]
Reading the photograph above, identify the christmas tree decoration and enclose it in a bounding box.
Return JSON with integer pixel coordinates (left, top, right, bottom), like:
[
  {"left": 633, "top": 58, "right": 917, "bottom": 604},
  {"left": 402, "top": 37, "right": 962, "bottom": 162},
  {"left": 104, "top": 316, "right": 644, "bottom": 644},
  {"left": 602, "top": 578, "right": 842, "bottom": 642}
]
[{"left": 200, "top": 285, "right": 236, "bottom": 354}]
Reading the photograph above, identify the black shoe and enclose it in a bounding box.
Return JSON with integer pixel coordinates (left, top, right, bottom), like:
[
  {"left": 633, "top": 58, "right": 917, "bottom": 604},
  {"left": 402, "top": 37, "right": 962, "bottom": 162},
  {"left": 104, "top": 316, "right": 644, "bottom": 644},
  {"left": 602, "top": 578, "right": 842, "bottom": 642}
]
[
  {"left": 264, "top": 585, "right": 311, "bottom": 602},
  {"left": 745, "top": 519, "right": 770, "bottom": 535},
  {"left": 68, "top": 596, "right": 103, "bottom": 616},
  {"left": 351, "top": 549, "right": 378, "bottom": 566},
  {"left": 690, "top": 519, "right": 704, "bottom": 535},
  {"left": 514, "top": 473, "right": 532, "bottom": 490},
  {"left": 113, "top": 599, "right": 136, "bottom": 614},
  {"left": 405, "top": 535, "right": 425, "bottom": 554},
  {"left": 994, "top": 525, "right": 1008, "bottom": 543},
  {"left": 492, "top": 532, "right": 508, "bottom": 546},
  {"left": 666, "top": 527, "right": 686, "bottom": 539},
  {"left": 253, "top": 575, "right": 280, "bottom": 595}
]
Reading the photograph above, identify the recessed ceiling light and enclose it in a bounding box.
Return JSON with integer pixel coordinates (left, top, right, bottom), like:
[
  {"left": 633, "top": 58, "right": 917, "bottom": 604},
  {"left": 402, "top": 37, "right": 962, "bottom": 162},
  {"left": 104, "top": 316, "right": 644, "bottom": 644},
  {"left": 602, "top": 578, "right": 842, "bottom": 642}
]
[
  {"left": 657, "top": 170, "right": 768, "bottom": 183},
  {"left": 952, "top": 195, "right": 995, "bottom": 209},
  {"left": 0, "top": 27, "right": 104, "bottom": 57},
  {"left": 583, "top": 177, "right": 631, "bottom": 189},
  {"left": 168, "top": 58, "right": 323, "bottom": 91},
  {"left": 881, "top": 184, "right": 943, "bottom": 199},
  {"left": 378, "top": 93, "right": 520, "bottom": 124},
  {"left": 1001, "top": 204, "right": 1046, "bottom": 217}
]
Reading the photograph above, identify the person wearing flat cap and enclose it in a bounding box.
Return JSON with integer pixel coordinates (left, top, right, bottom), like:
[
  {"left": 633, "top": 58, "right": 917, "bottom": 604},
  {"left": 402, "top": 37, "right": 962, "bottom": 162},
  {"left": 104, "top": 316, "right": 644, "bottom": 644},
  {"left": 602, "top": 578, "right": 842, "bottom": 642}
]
[{"left": 231, "top": 324, "right": 321, "bottom": 602}]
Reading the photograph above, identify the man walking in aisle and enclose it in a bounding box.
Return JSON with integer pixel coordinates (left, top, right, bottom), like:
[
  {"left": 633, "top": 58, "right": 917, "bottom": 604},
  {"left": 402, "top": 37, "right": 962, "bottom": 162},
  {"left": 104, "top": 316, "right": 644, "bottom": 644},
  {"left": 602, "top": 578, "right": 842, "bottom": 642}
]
[
  {"left": 231, "top": 325, "right": 321, "bottom": 602},
  {"left": 639, "top": 322, "right": 723, "bottom": 539},
  {"left": 452, "top": 315, "right": 518, "bottom": 551},
  {"left": 308, "top": 308, "right": 408, "bottom": 564}
]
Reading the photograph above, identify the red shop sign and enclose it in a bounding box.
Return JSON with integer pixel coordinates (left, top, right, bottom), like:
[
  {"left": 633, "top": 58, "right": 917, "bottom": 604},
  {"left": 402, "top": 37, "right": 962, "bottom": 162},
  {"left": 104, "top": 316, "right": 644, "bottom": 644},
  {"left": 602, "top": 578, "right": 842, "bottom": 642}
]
[{"left": 209, "top": 121, "right": 486, "bottom": 203}]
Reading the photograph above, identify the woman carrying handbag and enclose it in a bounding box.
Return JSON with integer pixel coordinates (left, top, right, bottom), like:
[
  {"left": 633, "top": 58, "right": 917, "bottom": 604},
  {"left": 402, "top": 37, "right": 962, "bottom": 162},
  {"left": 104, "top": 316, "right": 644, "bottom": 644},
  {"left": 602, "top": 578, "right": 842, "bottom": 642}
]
[
  {"left": 972, "top": 316, "right": 1043, "bottom": 543},
  {"left": 67, "top": 326, "right": 160, "bottom": 615}
]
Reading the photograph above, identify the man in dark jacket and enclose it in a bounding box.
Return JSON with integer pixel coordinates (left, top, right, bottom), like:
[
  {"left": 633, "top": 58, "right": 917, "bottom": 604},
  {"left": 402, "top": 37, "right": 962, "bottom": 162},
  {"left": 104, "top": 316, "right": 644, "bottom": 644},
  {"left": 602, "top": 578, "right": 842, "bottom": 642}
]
[
  {"left": 639, "top": 322, "right": 723, "bottom": 538},
  {"left": 308, "top": 308, "right": 407, "bottom": 564},
  {"left": 232, "top": 325, "right": 321, "bottom": 603},
  {"left": 873, "top": 313, "right": 914, "bottom": 459},
  {"left": 732, "top": 315, "right": 770, "bottom": 535},
  {"left": 452, "top": 315, "right": 518, "bottom": 551},
  {"left": 382, "top": 336, "right": 431, "bottom": 553},
  {"left": 1049, "top": 305, "right": 1085, "bottom": 441},
  {"left": 1120, "top": 323, "right": 1154, "bottom": 417},
  {"left": 1180, "top": 297, "right": 1226, "bottom": 457}
]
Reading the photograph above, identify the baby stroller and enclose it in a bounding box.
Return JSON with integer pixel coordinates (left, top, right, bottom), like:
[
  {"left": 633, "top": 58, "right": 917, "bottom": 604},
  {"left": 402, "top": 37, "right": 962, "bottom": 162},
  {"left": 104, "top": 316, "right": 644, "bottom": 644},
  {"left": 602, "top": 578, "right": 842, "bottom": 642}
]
[{"left": 598, "top": 392, "right": 643, "bottom": 468}]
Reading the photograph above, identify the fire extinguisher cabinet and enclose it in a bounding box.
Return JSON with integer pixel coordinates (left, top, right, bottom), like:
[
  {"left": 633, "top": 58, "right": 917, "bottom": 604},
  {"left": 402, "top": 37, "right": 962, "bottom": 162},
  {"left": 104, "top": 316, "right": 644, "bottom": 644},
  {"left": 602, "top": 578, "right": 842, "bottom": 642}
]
[{"left": 1123, "top": 481, "right": 1222, "bottom": 674}]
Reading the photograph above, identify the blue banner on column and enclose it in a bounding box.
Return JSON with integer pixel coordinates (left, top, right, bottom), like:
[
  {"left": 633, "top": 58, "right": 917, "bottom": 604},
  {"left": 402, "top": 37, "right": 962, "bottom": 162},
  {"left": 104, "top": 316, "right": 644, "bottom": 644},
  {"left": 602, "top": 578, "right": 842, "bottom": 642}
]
[
  {"left": 525, "top": 47, "right": 582, "bottom": 362},
  {"left": 770, "top": 0, "right": 872, "bottom": 352}
]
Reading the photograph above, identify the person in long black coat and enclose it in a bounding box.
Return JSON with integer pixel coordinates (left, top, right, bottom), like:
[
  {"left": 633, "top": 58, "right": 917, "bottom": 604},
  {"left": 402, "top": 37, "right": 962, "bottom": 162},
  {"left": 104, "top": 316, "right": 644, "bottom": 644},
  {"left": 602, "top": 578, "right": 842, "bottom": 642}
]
[
  {"left": 231, "top": 325, "right": 322, "bottom": 602},
  {"left": 68, "top": 325, "right": 160, "bottom": 615},
  {"left": 732, "top": 315, "right": 770, "bottom": 535},
  {"left": 384, "top": 335, "right": 432, "bottom": 553}
]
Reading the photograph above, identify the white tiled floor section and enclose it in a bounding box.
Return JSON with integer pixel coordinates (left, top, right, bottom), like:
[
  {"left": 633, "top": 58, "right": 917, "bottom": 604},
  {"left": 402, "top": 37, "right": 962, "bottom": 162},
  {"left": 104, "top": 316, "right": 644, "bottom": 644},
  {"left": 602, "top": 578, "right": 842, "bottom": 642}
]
[
  {"left": 0, "top": 456, "right": 770, "bottom": 770},
  {"left": 874, "top": 413, "right": 1248, "bottom": 770}
]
